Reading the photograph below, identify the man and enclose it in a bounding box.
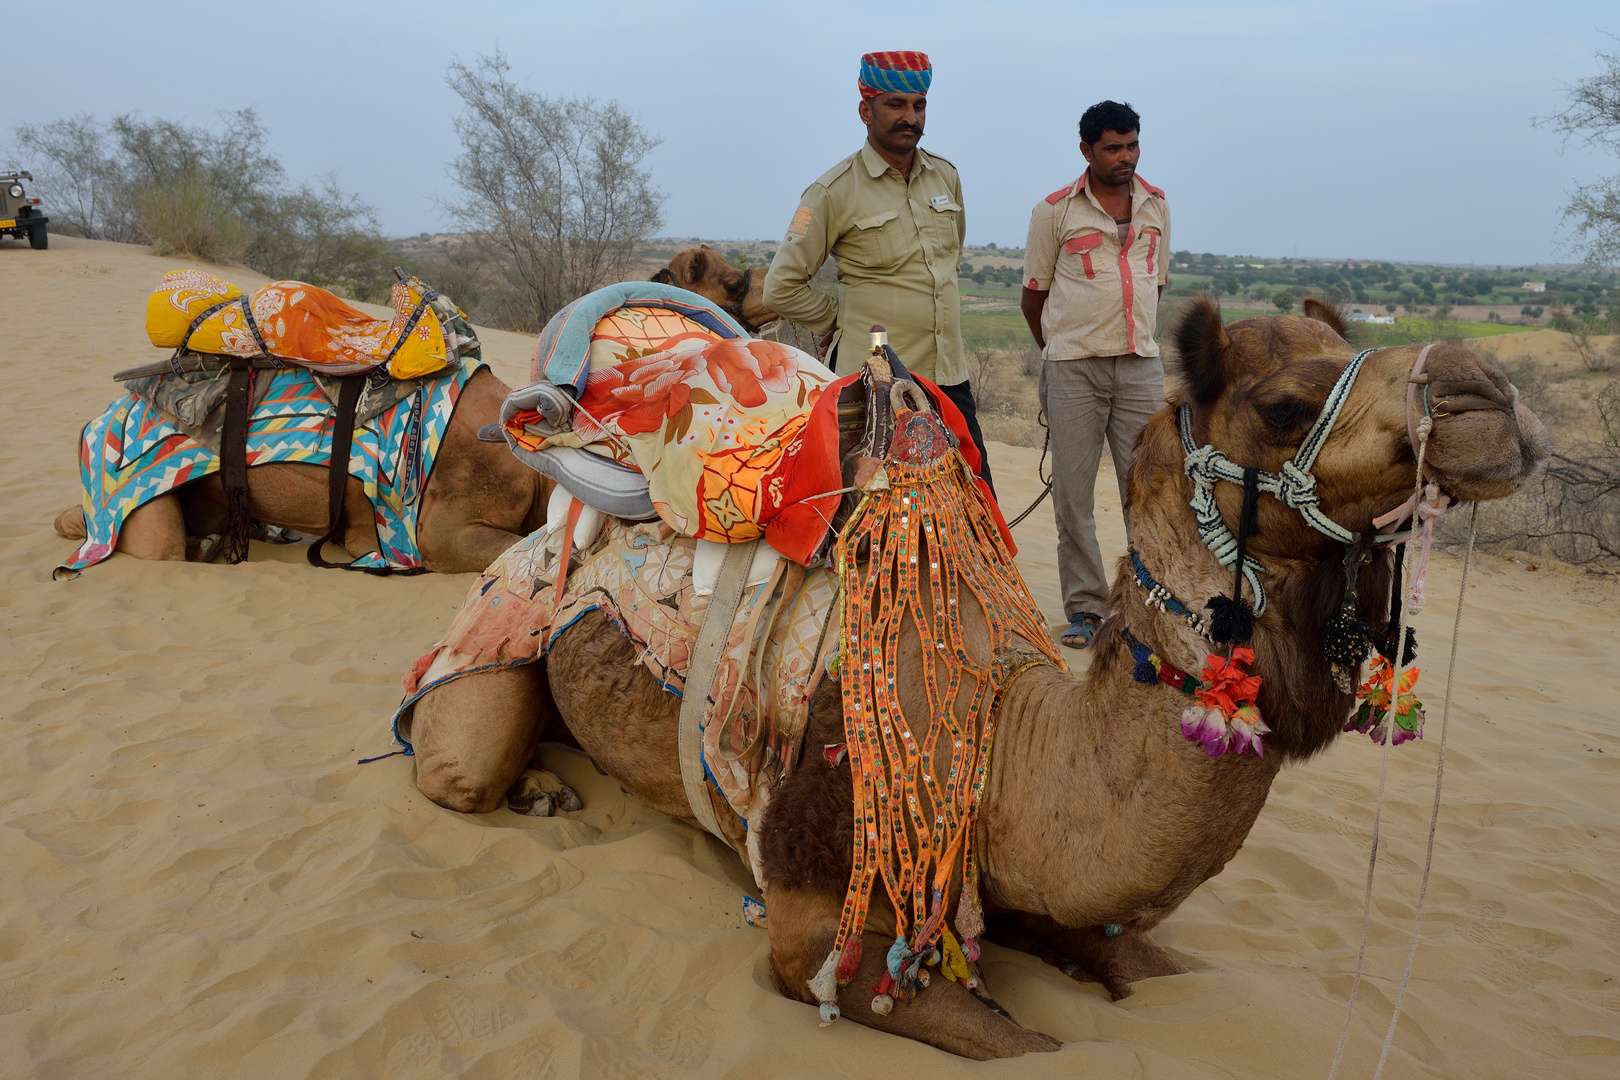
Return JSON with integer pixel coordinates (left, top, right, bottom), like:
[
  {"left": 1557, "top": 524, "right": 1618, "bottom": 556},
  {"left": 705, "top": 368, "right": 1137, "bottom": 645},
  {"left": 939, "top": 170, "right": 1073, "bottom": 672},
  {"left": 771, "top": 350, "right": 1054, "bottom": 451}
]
[
  {"left": 764, "top": 50, "right": 991, "bottom": 488},
  {"left": 1021, "top": 100, "right": 1170, "bottom": 648}
]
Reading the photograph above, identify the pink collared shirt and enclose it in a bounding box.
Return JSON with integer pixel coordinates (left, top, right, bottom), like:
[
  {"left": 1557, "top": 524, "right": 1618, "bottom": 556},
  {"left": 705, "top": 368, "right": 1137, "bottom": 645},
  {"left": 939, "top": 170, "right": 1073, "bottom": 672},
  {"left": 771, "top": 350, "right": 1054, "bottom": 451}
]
[{"left": 1023, "top": 170, "right": 1172, "bottom": 360}]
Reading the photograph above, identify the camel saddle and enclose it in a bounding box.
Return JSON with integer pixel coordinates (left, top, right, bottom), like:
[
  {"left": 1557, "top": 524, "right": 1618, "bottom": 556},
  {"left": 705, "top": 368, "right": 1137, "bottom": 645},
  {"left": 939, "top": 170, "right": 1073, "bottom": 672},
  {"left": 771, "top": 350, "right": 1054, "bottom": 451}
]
[{"left": 112, "top": 269, "right": 480, "bottom": 568}]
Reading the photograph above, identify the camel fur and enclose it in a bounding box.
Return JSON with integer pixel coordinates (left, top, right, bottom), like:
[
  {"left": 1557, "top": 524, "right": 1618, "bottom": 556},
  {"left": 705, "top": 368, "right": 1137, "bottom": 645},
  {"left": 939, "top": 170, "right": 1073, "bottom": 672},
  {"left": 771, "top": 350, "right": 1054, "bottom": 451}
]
[
  {"left": 406, "top": 296, "right": 1550, "bottom": 1057},
  {"left": 651, "top": 244, "right": 779, "bottom": 332}
]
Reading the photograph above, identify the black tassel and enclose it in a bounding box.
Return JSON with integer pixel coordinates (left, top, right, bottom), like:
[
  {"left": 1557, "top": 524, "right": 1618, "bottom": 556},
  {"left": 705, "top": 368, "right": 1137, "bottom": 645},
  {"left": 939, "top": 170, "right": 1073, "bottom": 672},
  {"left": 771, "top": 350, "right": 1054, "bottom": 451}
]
[
  {"left": 1379, "top": 626, "right": 1418, "bottom": 666},
  {"left": 1207, "top": 594, "right": 1256, "bottom": 645},
  {"left": 1380, "top": 542, "right": 1418, "bottom": 665},
  {"left": 1324, "top": 540, "right": 1373, "bottom": 692},
  {"left": 1206, "top": 467, "right": 1263, "bottom": 646}
]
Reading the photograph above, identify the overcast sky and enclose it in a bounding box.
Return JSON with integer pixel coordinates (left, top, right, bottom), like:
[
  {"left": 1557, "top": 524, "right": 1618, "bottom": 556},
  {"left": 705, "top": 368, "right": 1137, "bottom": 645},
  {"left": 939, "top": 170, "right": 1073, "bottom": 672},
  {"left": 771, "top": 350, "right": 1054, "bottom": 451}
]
[{"left": 4, "top": 1, "right": 1615, "bottom": 266}]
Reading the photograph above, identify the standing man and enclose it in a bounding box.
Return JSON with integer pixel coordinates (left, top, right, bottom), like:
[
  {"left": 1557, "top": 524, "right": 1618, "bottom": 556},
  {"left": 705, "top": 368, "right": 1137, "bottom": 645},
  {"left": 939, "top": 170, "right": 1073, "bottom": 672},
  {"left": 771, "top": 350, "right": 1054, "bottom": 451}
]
[
  {"left": 764, "top": 50, "right": 992, "bottom": 488},
  {"left": 1021, "top": 100, "right": 1170, "bottom": 648}
]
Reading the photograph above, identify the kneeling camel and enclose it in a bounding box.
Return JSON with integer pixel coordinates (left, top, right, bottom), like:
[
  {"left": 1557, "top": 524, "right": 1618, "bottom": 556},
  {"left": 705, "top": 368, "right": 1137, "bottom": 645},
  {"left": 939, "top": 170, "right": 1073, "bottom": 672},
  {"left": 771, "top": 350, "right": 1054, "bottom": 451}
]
[{"left": 408, "top": 299, "right": 1550, "bottom": 1057}]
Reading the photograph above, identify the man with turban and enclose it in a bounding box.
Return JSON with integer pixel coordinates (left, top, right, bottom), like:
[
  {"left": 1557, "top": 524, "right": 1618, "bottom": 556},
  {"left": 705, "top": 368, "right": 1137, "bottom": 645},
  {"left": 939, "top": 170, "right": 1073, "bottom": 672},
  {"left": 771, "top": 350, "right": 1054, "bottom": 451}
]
[{"left": 764, "top": 50, "right": 991, "bottom": 488}]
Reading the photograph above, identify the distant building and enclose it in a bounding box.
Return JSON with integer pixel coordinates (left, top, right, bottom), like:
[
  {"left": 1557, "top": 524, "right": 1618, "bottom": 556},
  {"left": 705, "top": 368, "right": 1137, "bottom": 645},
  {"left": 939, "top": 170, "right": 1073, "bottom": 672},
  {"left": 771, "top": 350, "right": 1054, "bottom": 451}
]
[
  {"left": 1347, "top": 311, "right": 1396, "bottom": 325},
  {"left": 1521, "top": 281, "right": 1546, "bottom": 292}
]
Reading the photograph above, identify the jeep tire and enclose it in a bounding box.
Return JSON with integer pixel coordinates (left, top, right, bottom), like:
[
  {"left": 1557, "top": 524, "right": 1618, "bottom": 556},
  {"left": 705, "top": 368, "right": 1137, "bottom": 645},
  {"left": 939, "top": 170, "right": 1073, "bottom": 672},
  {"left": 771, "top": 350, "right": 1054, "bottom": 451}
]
[{"left": 28, "top": 223, "right": 48, "bottom": 250}]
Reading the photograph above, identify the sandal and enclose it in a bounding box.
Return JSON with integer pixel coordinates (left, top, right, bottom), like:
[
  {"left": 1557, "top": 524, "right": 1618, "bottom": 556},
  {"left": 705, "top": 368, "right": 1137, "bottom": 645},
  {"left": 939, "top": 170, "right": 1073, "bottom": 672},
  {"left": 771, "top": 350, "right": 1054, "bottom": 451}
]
[{"left": 1061, "top": 612, "right": 1103, "bottom": 649}]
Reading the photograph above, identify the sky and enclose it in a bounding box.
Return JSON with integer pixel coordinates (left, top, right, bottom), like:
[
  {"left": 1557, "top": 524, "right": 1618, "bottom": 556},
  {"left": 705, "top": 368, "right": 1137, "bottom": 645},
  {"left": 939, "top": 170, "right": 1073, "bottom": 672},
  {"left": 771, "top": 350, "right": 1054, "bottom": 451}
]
[{"left": 3, "top": 0, "right": 1616, "bottom": 266}]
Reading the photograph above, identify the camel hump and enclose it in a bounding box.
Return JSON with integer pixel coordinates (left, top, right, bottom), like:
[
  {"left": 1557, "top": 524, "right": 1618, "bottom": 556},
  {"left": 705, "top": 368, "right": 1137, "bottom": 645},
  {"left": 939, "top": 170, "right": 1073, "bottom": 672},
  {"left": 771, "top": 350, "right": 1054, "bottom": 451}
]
[{"left": 1136, "top": 175, "right": 1166, "bottom": 198}]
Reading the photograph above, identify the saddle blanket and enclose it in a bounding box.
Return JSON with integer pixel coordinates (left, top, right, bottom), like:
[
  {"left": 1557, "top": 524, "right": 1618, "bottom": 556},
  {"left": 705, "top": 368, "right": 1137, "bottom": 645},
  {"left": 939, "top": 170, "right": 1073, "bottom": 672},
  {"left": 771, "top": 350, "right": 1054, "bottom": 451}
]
[
  {"left": 59, "top": 360, "right": 482, "bottom": 574},
  {"left": 392, "top": 516, "right": 841, "bottom": 882}
]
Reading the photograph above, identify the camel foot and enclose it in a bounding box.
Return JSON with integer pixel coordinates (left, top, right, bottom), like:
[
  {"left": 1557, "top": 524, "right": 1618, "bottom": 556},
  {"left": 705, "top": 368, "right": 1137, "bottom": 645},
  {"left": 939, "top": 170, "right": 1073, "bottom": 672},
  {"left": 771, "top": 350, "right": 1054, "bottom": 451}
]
[
  {"left": 54, "top": 506, "right": 86, "bottom": 540},
  {"left": 506, "top": 768, "right": 581, "bottom": 816},
  {"left": 1015, "top": 914, "right": 1189, "bottom": 1001},
  {"left": 766, "top": 888, "right": 1061, "bottom": 1059},
  {"left": 187, "top": 534, "right": 222, "bottom": 563}
]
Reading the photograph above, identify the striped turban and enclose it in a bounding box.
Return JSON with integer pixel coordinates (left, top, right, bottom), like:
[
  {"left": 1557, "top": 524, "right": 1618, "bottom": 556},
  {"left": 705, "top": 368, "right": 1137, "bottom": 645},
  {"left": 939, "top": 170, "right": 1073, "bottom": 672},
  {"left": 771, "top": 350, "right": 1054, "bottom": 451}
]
[{"left": 858, "top": 51, "right": 932, "bottom": 100}]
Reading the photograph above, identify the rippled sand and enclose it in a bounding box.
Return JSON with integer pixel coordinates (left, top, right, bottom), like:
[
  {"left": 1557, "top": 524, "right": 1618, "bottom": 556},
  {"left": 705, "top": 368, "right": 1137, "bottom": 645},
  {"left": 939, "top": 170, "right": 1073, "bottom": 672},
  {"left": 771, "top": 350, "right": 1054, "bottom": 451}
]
[{"left": 1, "top": 236, "right": 1615, "bottom": 1078}]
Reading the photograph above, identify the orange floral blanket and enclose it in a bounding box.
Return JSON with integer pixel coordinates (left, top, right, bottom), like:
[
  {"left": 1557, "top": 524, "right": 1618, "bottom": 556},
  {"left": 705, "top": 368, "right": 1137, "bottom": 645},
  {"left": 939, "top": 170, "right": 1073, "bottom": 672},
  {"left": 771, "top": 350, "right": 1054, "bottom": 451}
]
[{"left": 146, "top": 270, "right": 478, "bottom": 379}]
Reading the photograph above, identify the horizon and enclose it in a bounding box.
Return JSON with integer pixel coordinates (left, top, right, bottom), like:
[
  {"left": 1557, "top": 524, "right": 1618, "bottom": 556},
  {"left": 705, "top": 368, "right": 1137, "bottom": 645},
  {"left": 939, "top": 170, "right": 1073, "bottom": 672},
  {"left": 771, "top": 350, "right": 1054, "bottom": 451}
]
[{"left": 4, "top": 1, "right": 1617, "bottom": 267}]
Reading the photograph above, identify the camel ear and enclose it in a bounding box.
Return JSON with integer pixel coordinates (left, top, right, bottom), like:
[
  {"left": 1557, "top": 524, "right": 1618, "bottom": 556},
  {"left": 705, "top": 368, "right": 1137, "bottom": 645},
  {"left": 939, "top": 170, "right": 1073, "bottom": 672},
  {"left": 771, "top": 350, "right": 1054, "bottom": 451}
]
[
  {"left": 1172, "top": 296, "right": 1230, "bottom": 404},
  {"left": 1300, "top": 297, "right": 1347, "bottom": 339},
  {"left": 650, "top": 267, "right": 674, "bottom": 284}
]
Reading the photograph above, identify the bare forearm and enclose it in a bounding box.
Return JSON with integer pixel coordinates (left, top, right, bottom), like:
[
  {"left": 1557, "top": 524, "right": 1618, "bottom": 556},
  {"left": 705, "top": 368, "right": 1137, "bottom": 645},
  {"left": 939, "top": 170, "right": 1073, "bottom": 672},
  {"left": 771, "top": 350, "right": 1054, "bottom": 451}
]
[{"left": 1020, "top": 288, "right": 1049, "bottom": 351}]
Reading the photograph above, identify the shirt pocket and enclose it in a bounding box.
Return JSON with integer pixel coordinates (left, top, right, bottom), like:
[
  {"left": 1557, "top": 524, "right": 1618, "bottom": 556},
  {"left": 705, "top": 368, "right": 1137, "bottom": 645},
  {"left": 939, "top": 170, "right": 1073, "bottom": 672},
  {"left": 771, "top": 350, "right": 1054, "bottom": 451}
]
[
  {"left": 1134, "top": 226, "right": 1163, "bottom": 278},
  {"left": 845, "top": 210, "right": 902, "bottom": 270},
  {"left": 1062, "top": 231, "right": 1106, "bottom": 279},
  {"left": 925, "top": 198, "right": 962, "bottom": 256}
]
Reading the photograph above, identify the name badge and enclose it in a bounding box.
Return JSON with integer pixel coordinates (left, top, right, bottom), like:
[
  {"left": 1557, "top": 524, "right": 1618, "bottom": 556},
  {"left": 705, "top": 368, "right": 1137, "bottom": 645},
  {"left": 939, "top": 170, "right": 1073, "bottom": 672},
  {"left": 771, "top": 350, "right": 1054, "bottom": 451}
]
[{"left": 929, "top": 195, "right": 950, "bottom": 208}]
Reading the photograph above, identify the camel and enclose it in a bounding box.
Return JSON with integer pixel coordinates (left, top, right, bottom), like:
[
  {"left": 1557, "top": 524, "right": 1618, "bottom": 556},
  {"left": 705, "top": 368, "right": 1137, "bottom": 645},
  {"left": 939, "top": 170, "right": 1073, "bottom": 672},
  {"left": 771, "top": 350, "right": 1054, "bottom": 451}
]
[
  {"left": 404, "top": 298, "right": 1548, "bottom": 1056},
  {"left": 52, "top": 249, "right": 780, "bottom": 572},
  {"left": 405, "top": 297, "right": 1549, "bottom": 1056},
  {"left": 651, "top": 243, "right": 780, "bottom": 333}
]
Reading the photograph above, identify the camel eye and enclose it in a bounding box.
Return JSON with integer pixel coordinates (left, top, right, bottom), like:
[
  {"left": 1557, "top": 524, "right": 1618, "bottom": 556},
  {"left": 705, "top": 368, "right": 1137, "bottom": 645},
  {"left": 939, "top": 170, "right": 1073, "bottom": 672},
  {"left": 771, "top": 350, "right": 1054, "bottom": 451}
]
[{"left": 1259, "top": 401, "right": 1315, "bottom": 430}]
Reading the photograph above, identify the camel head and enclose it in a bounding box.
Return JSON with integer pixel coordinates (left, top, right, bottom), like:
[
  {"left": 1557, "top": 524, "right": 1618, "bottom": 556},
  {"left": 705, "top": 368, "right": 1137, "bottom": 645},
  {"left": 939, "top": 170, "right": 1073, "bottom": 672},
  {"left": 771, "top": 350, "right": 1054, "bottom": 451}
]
[
  {"left": 1118, "top": 297, "right": 1551, "bottom": 760},
  {"left": 1165, "top": 296, "right": 1549, "bottom": 567},
  {"left": 652, "top": 244, "right": 781, "bottom": 333}
]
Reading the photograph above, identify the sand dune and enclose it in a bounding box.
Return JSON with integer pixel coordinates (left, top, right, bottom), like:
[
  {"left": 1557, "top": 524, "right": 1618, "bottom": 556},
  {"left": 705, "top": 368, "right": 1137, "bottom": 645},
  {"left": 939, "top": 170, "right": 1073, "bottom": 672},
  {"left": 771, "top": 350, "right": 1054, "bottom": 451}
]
[{"left": 0, "top": 236, "right": 1615, "bottom": 1079}]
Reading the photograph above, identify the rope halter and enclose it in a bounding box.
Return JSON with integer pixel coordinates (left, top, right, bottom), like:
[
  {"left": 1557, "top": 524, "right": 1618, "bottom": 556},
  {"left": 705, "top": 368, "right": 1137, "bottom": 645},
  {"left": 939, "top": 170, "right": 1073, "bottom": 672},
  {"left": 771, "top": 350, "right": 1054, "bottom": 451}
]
[{"left": 1178, "top": 347, "right": 1402, "bottom": 616}]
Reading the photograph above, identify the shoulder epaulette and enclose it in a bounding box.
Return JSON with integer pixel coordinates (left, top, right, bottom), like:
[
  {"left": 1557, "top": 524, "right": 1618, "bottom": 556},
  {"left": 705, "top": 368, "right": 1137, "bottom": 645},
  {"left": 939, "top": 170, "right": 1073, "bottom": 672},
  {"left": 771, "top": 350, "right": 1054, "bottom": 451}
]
[
  {"left": 1045, "top": 175, "right": 1084, "bottom": 204},
  {"left": 812, "top": 153, "right": 859, "bottom": 190},
  {"left": 920, "top": 148, "right": 958, "bottom": 171},
  {"left": 1137, "top": 176, "right": 1166, "bottom": 198}
]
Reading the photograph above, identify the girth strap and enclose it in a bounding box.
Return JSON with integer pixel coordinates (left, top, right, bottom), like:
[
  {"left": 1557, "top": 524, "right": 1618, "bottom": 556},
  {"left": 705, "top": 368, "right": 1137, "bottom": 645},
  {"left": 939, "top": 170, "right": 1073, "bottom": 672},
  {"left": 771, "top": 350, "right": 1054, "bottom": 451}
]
[
  {"left": 678, "top": 538, "right": 763, "bottom": 842},
  {"left": 307, "top": 375, "right": 368, "bottom": 571},
  {"left": 218, "top": 358, "right": 256, "bottom": 564}
]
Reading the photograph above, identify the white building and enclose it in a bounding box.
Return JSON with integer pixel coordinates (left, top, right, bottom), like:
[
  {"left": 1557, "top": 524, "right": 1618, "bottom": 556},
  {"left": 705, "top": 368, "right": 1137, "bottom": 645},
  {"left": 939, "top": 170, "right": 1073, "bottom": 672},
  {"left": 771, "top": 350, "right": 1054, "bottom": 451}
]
[{"left": 1522, "top": 282, "right": 1546, "bottom": 292}]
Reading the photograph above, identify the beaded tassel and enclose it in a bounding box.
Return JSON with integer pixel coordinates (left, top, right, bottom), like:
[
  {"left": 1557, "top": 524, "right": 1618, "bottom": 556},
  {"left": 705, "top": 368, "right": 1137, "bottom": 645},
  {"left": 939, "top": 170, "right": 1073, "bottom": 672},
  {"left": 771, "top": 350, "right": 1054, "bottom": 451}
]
[{"left": 816, "top": 450, "right": 1060, "bottom": 1025}]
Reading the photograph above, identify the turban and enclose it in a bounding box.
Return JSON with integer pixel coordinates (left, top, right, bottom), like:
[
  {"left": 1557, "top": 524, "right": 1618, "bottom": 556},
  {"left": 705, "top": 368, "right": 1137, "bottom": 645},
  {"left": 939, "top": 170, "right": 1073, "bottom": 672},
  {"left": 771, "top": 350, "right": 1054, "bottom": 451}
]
[{"left": 858, "top": 51, "right": 932, "bottom": 100}]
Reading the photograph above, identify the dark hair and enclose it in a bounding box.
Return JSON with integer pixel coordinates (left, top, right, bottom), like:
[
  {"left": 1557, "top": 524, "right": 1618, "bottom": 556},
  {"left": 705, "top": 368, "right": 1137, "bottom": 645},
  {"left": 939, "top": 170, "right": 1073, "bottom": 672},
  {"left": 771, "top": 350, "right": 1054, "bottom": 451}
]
[{"left": 1079, "top": 100, "right": 1140, "bottom": 145}]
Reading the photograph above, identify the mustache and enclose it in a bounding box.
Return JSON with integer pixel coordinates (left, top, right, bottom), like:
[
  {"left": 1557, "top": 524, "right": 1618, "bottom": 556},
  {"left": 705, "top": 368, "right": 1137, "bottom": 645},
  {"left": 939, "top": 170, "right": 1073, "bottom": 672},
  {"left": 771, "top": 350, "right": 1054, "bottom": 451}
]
[{"left": 890, "top": 123, "right": 922, "bottom": 133}]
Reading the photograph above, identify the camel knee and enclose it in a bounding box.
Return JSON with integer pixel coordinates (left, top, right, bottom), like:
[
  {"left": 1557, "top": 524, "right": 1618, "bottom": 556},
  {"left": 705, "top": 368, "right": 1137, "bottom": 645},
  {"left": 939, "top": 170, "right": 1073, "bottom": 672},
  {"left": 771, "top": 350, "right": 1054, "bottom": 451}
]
[
  {"left": 414, "top": 755, "right": 509, "bottom": 814},
  {"left": 54, "top": 506, "right": 87, "bottom": 540}
]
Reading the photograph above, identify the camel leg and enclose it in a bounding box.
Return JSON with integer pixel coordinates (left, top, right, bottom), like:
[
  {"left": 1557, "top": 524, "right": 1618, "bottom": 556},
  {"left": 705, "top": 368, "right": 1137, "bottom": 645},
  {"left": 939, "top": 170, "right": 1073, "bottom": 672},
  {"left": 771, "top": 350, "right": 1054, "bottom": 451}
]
[
  {"left": 409, "top": 663, "right": 563, "bottom": 814},
  {"left": 53, "top": 506, "right": 87, "bottom": 540},
  {"left": 113, "top": 493, "right": 188, "bottom": 561},
  {"left": 1013, "top": 914, "right": 1188, "bottom": 1001},
  {"left": 766, "top": 887, "right": 1061, "bottom": 1060},
  {"left": 419, "top": 522, "right": 532, "bottom": 576}
]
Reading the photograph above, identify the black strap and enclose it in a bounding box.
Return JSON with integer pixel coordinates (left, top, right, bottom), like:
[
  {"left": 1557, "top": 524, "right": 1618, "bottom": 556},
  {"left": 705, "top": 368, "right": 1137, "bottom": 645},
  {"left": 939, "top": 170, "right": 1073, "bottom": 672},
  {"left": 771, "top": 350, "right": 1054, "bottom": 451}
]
[
  {"left": 218, "top": 359, "right": 255, "bottom": 564},
  {"left": 307, "top": 375, "right": 366, "bottom": 570}
]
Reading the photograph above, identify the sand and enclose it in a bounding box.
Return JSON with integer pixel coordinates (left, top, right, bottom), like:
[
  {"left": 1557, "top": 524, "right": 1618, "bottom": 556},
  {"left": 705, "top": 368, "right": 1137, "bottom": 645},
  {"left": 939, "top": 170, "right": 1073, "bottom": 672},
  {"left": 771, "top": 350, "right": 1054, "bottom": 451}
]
[{"left": 1, "top": 235, "right": 1616, "bottom": 1079}]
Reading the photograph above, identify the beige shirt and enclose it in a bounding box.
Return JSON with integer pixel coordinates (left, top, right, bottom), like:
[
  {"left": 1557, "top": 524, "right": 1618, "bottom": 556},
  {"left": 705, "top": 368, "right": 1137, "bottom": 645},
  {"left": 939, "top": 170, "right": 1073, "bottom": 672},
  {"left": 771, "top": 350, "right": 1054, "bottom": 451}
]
[
  {"left": 1023, "top": 171, "right": 1172, "bottom": 361},
  {"left": 763, "top": 142, "right": 967, "bottom": 385}
]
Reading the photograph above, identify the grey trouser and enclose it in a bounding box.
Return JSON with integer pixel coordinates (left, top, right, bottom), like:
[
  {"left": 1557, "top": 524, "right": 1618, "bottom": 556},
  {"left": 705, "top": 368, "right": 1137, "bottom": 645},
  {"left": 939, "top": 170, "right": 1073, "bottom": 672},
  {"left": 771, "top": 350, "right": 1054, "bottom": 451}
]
[{"left": 1038, "top": 354, "right": 1165, "bottom": 618}]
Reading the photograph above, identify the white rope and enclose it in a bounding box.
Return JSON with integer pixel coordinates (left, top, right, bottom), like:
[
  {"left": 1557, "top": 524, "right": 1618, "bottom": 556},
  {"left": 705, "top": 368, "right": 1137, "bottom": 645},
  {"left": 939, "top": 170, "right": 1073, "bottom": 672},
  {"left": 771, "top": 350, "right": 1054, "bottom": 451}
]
[
  {"left": 1370, "top": 503, "right": 1477, "bottom": 1080},
  {"left": 1326, "top": 415, "right": 1432, "bottom": 1080}
]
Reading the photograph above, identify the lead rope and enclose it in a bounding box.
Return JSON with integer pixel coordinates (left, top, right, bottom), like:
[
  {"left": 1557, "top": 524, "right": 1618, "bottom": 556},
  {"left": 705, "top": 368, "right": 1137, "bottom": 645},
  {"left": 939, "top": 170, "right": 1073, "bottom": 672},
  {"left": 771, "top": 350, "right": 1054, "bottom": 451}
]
[
  {"left": 1327, "top": 409, "right": 1433, "bottom": 1080},
  {"left": 1370, "top": 503, "right": 1477, "bottom": 1080}
]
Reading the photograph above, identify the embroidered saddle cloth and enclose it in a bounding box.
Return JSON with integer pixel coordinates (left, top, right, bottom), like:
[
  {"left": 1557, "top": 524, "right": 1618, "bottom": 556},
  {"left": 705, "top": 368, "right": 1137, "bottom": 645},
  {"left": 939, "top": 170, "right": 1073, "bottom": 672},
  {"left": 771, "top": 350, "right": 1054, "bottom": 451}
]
[
  {"left": 59, "top": 360, "right": 482, "bottom": 574},
  {"left": 146, "top": 270, "right": 479, "bottom": 379},
  {"left": 392, "top": 516, "right": 841, "bottom": 884}
]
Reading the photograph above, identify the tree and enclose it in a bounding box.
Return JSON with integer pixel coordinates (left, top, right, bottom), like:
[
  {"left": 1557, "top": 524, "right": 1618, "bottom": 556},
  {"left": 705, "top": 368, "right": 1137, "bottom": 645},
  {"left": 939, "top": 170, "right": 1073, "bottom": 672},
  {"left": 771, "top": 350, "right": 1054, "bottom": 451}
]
[
  {"left": 1272, "top": 288, "right": 1295, "bottom": 314},
  {"left": 13, "top": 109, "right": 384, "bottom": 287},
  {"left": 1539, "top": 38, "right": 1620, "bottom": 267},
  {"left": 443, "top": 52, "right": 666, "bottom": 332}
]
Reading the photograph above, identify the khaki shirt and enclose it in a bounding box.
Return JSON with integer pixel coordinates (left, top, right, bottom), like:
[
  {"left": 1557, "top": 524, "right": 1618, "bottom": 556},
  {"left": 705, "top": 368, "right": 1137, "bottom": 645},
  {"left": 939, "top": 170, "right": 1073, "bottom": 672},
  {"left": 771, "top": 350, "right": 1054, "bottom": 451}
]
[
  {"left": 763, "top": 142, "right": 967, "bottom": 385},
  {"left": 1023, "top": 171, "right": 1171, "bottom": 361}
]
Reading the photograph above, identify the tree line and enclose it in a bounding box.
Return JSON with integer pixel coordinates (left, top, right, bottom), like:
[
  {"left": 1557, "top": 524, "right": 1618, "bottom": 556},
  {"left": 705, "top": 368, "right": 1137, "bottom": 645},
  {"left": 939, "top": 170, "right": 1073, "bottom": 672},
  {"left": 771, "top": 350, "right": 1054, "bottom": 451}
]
[{"left": 6, "top": 51, "right": 664, "bottom": 331}]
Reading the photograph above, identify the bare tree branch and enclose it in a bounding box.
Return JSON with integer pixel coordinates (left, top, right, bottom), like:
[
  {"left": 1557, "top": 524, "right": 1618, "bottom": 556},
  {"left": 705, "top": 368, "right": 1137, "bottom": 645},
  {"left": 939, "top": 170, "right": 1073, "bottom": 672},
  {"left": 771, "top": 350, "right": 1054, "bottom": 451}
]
[{"left": 441, "top": 53, "right": 666, "bottom": 331}]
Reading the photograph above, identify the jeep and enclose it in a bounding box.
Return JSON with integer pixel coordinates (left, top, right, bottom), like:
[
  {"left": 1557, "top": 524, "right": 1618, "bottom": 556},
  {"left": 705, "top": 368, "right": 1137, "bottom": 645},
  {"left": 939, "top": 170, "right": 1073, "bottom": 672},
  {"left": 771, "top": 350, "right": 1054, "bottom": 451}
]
[{"left": 1, "top": 172, "right": 49, "bottom": 249}]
